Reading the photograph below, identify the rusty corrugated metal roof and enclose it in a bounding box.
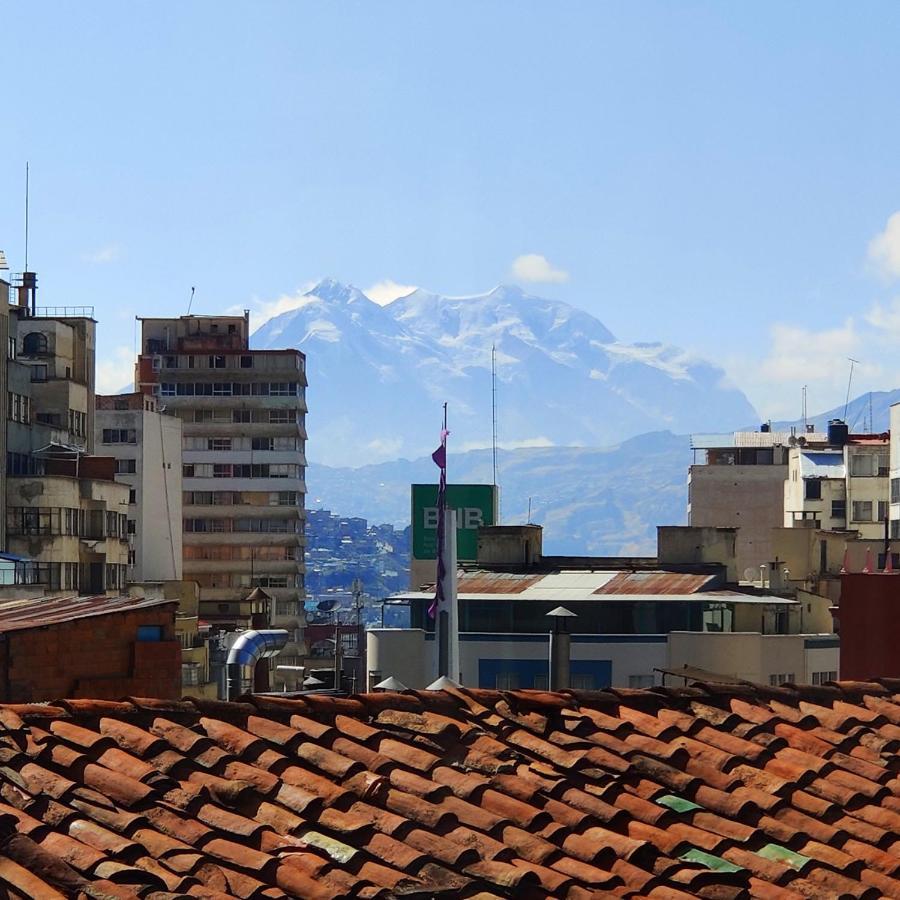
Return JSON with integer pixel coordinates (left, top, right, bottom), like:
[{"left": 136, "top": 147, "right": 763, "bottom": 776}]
[
  {"left": 0, "top": 594, "right": 175, "bottom": 633},
  {"left": 592, "top": 571, "right": 717, "bottom": 595},
  {"left": 456, "top": 572, "right": 544, "bottom": 594}
]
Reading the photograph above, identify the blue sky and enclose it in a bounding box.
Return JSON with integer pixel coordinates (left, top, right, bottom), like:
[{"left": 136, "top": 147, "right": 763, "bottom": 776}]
[{"left": 3, "top": 1, "right": 900, "bottom": 419}]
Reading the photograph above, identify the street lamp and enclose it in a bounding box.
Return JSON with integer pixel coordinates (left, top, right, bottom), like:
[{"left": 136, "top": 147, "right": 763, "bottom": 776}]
[{"left": 547, "top": 605, "right": 577, "bottom": 691}]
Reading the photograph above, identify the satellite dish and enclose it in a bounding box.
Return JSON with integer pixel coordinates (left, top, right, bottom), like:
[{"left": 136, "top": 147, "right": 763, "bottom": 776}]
[
  {"left": 743, "top": 567, "right": 760, "bottom": 583},
  {"left": 317, "top": 599, "right": 339, "bottom": 613},
  {"left": 798, "top": 436, "right": 807, "bottom": 447},
  {"left": 788, "top": 436, "right": 798, "bottom": 447}
]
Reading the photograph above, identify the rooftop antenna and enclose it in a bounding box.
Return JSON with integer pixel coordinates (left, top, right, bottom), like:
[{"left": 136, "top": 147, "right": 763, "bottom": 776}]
[
  {"left": 25, "top": 161, "right": 29, "bottom": 272},
  {"left": 491, "top": 345, "right": 500, "bottom": 514},
  {"left": 23, "top": 162, "right": 29, "bottom": 272},
  {"left": 801, "top": 385, "right": 807, "bottom": 432},
  {"left": 843, "top": 357, "right": 859, "bottom": 420},
  {"left": 187, "top": 286, "right": 195, "bottom": 315},
  {"left": 869, "top": 391, "right": 874, "bottom": 434}
]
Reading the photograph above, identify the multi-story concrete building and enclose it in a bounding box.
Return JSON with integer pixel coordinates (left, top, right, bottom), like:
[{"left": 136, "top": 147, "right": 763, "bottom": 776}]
[
  {"left": 372, "top": 524, "right": 838, "bottom": 690},
  {"left": 689, "top": 427, "right": 829, "bottom": 576},
  {"left": 95, "top": 393, "right": 183, "bottom": 582},
  {"left": 783, "top": 425, "right": 889, "bottom": 540},
  {"left": 0, "top": 268, "right": 128, "bottom": 594},
  {"left": 135, "top": 313, "right": 307, "bottom": 679}
]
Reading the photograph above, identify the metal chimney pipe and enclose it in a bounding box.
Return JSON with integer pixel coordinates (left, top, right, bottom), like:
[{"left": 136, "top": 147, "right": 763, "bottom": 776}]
[
  {"left": 225, "top": 629, "right": 289, "bottom": 700},
  {"left": 547, "top": 606, "right": 577, "bottom": 691}
]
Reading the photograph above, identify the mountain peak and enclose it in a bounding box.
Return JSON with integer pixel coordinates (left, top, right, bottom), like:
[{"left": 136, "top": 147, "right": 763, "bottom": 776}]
[{"left": 305, "top": 278, "right": 370, "bottom": 306}]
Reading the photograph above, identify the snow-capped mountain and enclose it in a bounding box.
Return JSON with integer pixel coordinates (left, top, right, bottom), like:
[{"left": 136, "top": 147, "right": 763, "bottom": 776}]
[{"left": 252, "top": 279, "right": 757, "bottom": 466}]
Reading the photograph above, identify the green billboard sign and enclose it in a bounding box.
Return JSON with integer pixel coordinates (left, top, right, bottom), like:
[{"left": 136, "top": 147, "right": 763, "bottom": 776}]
[{"left": 411, "top": 484, "right": 498, "bottom": 561}]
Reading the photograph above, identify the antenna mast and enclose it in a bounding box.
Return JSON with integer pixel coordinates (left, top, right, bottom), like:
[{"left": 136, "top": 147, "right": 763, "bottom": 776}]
[
  {"left": 24, "top": 162, "right": 29, "bottom": 272},
  {"left": 843, "top": 358, "right": 859, "bottom": 420},
  {"left": 802, "top": 385, "right": 807, "bottom": 431},
  {"left": 187, "top": 286, "right": 195, "bottom": 315},
  {"left": 491, "top": 345, "right": 498, "bottom": 488}
]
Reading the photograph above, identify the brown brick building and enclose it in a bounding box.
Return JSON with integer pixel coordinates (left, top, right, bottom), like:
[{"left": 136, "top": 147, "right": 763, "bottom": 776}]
[{"left": 0, "top": 594, "right": 180, "bottom": 701}]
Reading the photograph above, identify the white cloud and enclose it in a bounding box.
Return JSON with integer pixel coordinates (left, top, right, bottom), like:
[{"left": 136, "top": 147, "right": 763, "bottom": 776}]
[
  {"left": 83, "top": 244, "right": 120, "bottom": 264},
  {"left": 510, "top": 253, "right": 569, "bottom": 284},
  {"left": 96, "top": 344, "right": 135, "bottom": 394},
  {"left": 726, "top": 311, "right": 892, "bottom": 420},
  {"left": 227, "top": 280, "right": 319, "bottom": 331},
  {"left": 365, "top": 280, "right": 417, "bottom": 305},
  {"left": 868, "top": 213, "right": 900, "bottom": 279}
]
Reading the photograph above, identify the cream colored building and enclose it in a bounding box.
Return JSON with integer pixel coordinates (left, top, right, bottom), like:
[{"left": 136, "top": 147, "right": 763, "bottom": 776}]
[
  {"left": 6, "top": 456, "right": 129, "bottom": 593},
  {"left": 783, "top": 437, "right": 889, "bottom": 539},
  {"left": 95, "top": 393, "right": 183, "bottom": 582},
  {"left": 135, "top": 314, "right": 307, "bottom": 686},
  {"left": 689, "top": 429, "right": 828, "bottom": 576}
]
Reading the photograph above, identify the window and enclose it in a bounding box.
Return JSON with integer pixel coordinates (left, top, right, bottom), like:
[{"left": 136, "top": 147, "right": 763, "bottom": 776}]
[
  {"left": 878, "top": 500, "right": 889, "bottom": 522},
  {"left": 128, "top": 489, "right": 136, "bottom": 504},
  {"left": 182, "top": 464, "right": 194, "bottom": 477},
  {"left": 495, "top": 672, "right": 520, "bottom": 690},
  {"left": 182, "top": 663, "right": 201, "bottom": 686},
  {"left": 30, "top": 364, "right": 48, "bottom": 382},
  {"left": 628, "top": 675, "right": 655, "bottom": 689},
  {"left": 126, "top": 519, "right": 136, "bottom": 534},
  {"left": 213, "top": 464, "right": 232, "bottom": 478},
  {"left": 811, "top": 671, "right": 838, "bottom": 686},
  {"left": 116, "top": 459, "right": 137, "bottom": 474},
  {"left": 164, "top": 355, "right": 177, "bottom": 368},
  {"left": 850, "top": 452, "right": 889, "bottom": 477},
  {"left": 22, "top": 332, "right": 48, "bottom": 355},
  {"left": 831, "top": 499, "right": 846, "bottom": 520},
  {"left": 209, "top": 355, "right": 226, "bottom": 368},
  {"left": 852, "top": 500, "right": 873, "bottom": 522},
  {"left": 571, "top": 674, "right": 595, "bottom": 691},
  {"left": 151, "top": 356, "right": 161, "bottom": 372},
  {"left": 892, "top": 478, "right": 900, "bottom": 504},
  {"left": 7, "top": 392, "right": 30, "bottom": 424},
  {"left": 804, "top": 480, "right": 822, "bottom": 500},
  {"left": 269, "top": 410, "right": 294, "bottom": 424},
  {"left": 7, "top": 336, "right": 14, "bottom": 360},
  {"left": 252, "top": 437, "right": 274, "bottom": 451},
  {"left": 240, "top": 355, "right": 253, "bottom": 368},
  {"left": 102, "top": 429, "right": 136, "bottom": 444},
  {"left": 208, "top": 438, "right": 232, "bottom": 451},
  {"left": 137, "top": 625, "right": 163, "bottom": 642},
  {"left": 233, "top": 410, "right": 251, "bottom": 424},
  {"left": 769, "top": 673, "right": 795, "bottom": 685}
]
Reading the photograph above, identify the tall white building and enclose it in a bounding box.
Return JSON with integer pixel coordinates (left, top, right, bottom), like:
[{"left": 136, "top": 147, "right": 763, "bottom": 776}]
[{"left": 95, "top": 393, "right": 183, "bottom": 582}]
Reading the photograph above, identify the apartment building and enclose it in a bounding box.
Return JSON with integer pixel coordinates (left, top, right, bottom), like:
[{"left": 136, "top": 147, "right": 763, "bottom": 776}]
[
  {"left": 373, "top": 524, "right": 838, "bottom": 690},
  {"left": 688, "top": 427, "right": 829, "bottom": 575},
  {"left": 0, "top": 269, "right": 129, "bottom": 594},
  {"left": 95, "top": 393, "right": 183, "bottom": 582},
  {"left": 783, "top": 422, "right": 889, "bottom": 539},
  {"left": 135, "top": 313, "right": 307, "bottom": 679}
]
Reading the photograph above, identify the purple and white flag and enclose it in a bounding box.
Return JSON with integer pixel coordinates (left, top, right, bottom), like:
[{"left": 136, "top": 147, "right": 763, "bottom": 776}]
[{"left": 428, "top": 428, "right": 449, "bottom": 618}]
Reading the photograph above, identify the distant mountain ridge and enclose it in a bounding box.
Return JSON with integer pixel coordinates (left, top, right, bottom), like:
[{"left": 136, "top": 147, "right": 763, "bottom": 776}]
[
  {"left": 307, "top": 431, "right": 691, "bottom": 556},
  {"left": 772, "top": 389, "right": 899, "bottom": 435},
  {"left": 252, "top": 279, "right": 758, "bottom": 466}
]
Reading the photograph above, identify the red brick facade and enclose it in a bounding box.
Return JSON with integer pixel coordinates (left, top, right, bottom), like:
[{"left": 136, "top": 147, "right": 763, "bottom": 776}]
[
  {"left": 838, "top": 572, "right": 900, "bottom": 680},
  {"left": 0, "top": 602, "right": 179, "bottom": 702}
]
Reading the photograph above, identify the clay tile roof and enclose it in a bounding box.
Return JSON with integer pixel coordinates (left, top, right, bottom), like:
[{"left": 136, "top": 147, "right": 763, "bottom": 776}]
[{"left": 2, "top": 684, "right": 900, "bottom": 897}]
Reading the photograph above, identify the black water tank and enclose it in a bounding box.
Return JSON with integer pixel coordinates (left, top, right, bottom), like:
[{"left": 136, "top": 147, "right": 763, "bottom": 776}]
[
  {"left": 760, "top": 423, "right": 770, "bottom": 433},
  {"left": 828, "top": 419, "right": 849, "bottom": 446}
]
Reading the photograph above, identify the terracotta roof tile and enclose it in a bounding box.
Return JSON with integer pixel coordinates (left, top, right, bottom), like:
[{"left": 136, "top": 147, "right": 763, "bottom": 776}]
[{"left": 4, "top": 683, "right": 900, "bottom": 897}]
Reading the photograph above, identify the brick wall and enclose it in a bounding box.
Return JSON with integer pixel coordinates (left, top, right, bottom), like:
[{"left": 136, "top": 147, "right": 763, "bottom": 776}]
[
  {"left": 0, "top": 603, "right": 180, "bottom": 702},
  {"left": 838, "top": 573, "right": 900, "bottom": 680}
]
